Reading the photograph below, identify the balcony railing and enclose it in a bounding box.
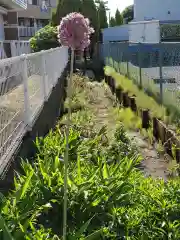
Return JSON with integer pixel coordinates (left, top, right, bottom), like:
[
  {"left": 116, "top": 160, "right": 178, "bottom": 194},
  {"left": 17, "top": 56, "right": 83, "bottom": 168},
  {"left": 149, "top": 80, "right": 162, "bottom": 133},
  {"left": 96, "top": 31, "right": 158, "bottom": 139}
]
[
  {"left": 12, "top": 0, "right": 27, "bottom": 8},
  {"left": 4, "top": 26, "right": 42, "bottom": 38},
  {"left": 18, "top": 26, "right": 42, "bottom": 37}
]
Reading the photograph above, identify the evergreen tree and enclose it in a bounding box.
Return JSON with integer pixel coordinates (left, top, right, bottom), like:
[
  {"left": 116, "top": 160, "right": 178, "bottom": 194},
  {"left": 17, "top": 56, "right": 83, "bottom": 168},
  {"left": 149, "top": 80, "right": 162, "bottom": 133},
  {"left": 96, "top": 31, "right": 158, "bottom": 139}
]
[
  {"left": 109, "top": 17, "right": 116, "bottom": 27},
  {"left": 81, "top": 0, "right": 98, "bottom": 50},
  {"left": 51, "top": 0, "right": 82, "bottom": 26},
  {"left": 122, "top": 5, "right": 134, "bottom": 23},
  {"left": 115, "top": 9, "right": 123, "bottom": 25},
  {"left": 81, "top": 0, "right": 98, "bottom": 30},
  {"left": 97, "top": 1, "right": 108, "bottom": 29},
  {"left": 97, "top": 1, "right": 108, "bottom": 41}
]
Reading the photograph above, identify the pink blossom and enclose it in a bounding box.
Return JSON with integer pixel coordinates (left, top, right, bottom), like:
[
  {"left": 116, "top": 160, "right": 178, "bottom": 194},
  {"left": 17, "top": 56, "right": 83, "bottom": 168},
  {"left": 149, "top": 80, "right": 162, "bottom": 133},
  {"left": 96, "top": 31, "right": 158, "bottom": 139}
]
[{"left": 58, "top": 12, "right": 94, "bottom": 50}]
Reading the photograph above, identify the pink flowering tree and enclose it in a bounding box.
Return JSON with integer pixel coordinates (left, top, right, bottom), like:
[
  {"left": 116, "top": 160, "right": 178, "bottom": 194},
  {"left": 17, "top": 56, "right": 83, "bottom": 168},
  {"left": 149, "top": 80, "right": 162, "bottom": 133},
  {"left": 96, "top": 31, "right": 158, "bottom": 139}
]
[
  {"left": 58, "top": 12, "right": 94, "bottom": 240},
  {"left": 58, "top": 12, "right": 94, "bottom": 50}
]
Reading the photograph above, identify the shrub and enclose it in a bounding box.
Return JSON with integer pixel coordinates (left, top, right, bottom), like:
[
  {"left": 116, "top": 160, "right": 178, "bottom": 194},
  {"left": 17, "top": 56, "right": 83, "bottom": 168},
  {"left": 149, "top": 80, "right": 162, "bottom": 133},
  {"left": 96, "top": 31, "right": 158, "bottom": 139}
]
[{"left": 30, "top": 25, "right": 60, "bottom": 52}]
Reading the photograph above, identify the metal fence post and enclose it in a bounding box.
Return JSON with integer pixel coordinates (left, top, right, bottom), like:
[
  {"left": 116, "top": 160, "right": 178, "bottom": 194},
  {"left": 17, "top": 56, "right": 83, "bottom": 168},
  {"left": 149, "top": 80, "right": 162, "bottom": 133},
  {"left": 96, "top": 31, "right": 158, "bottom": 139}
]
[
  {"left": 40, "top": 51, "right": 47, "bottom": 101},
  {"left": 113, "top": 43, "right": 115, "bottom": 69},
  {"left": 108, "top": 43, "right": 111, "bottom": 66},
  {"left": 10, "top": 41, "right": 16, "bottom": 57},
  {"left": 127, "top": 45, "right": 129, "bottom": 78},
  {"left": 116, "top": 44, "right": 119, "bottom": 71},
  {"left": 119, "top": 47, "right": 123, "bottom": 74},
  {"left": 159, "top": 45, "right": 163, "bottom": 104},
  {"left": 138, "top": 43, "right": 142, "bottom": 88},
  {"left": 22, "top": 55, "right": 32, "bottom": 130}
]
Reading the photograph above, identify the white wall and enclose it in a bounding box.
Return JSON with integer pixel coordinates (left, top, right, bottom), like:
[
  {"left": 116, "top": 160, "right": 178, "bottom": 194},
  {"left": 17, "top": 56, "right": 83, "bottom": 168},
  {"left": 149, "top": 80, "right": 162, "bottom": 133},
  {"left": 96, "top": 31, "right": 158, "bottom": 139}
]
[
  {"left": 102, "top": 25, "right": 129, "bottom": 43},
  {"left": 129, "top": 21, "right": 160, "bottom": 43},
  {"left": 0, "top": 13, "right": 5, "bottom": 41},
  {"left": 134, "top": 0, "right": 180, "bottom": 21},
  {"left": 50, "top": 0, "right": 57, "bottom": 7}
]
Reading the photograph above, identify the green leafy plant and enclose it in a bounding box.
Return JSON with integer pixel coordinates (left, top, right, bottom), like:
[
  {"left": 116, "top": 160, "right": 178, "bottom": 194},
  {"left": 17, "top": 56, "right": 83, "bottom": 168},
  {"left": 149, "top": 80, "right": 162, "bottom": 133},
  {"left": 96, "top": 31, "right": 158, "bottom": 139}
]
[
  {"left": 30, "top": 25, "right": 59, "bottom": 52},
  {"left": 156, "top": 140, "right": 165, "bottom": 155},
  {"left": 146, "top": 125, "right": 154, "bottom": 146},
  {"left": 0, "top": 75, "right": 180, "bottom": 239}
]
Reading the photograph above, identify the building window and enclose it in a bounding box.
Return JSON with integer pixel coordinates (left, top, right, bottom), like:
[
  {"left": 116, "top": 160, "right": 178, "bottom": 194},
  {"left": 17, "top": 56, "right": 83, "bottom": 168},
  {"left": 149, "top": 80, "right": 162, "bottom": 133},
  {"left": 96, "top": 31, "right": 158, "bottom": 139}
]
[
  {"left": 32, "top": 0, "right": 38, "bottom": 5},
  {"left": 18, "top": 18, "right": 25, "bottom": 26}
]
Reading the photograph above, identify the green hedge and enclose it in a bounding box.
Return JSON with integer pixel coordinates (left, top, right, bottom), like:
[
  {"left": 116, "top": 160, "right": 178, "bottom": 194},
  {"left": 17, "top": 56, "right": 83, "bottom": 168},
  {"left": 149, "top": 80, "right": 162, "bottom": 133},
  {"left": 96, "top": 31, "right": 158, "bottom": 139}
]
[{"left": 30, "top": 25, "right": 60, "bottom": 52}]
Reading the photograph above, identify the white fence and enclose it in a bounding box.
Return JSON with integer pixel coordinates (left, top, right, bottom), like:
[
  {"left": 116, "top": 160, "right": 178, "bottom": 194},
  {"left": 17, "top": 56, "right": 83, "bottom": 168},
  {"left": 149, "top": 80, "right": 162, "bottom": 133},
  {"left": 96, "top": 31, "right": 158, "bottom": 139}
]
[
  {"left": 0, "top": 41, "right": 31, "bottom": 59},
  {"left": 10, "top": 41, "right": 31, "bottom": 57},
  {"left": 0, "top": 46, "right": 68, "bottom": 175}
]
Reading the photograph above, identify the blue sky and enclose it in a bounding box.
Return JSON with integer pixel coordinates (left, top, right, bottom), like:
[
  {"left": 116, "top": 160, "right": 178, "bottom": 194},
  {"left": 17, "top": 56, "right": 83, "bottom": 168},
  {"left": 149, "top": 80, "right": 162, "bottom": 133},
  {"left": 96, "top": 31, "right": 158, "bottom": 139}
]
[{"left": 108, "top": 0, "right": 133, "bottom": 17}]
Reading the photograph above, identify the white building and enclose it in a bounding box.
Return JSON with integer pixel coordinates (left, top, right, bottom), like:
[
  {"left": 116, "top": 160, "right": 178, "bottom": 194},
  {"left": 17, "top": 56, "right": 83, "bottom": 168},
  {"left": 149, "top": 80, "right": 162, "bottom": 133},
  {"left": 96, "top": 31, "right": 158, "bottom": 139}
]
[
  {"left": 134, "top": 0, "right": 180, "bottom": 21},
  {"left": 102, "top": 0, "right": 180, "bottom": 44},
  {"left": 3, "top": 0, "right": 57, "bottom": 41},
  {"left": 102, "top": 25, "right": 129, "bottom": 43},
  {"left": 0, "top": 0, "right": 27, "bottom": 40}
]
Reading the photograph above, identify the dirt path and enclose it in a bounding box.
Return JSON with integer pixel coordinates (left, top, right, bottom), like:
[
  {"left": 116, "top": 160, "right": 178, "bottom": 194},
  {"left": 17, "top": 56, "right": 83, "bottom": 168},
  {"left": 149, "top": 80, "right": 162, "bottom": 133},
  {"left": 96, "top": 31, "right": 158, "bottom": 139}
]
[
  {"left": 86, "top": 81, "right": 171, "bottom": 181},
  {"left": 87, "top": 82, "right": 117, "bottom": 138},
  {"left": 128, "top": 131, "right": 171, "bottom": 180}
]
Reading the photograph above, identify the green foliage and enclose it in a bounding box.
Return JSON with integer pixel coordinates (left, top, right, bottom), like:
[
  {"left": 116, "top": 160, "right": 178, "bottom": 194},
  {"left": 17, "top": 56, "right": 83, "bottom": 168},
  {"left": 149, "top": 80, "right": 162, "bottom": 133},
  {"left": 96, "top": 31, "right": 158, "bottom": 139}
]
[
  {"left": 96, "top": 0, "right": 108, "bottom": 30},
  {"left": 105, "top": 65, "right": 167, "bottom": 121},
  {"left": 51, "top": 0, "right": 82, "bottom": 26},
  {"left": 122, "top": 4, "right": 134, "bottom": 23},
  {"left": 161, "top": 24, "right": 180, "bottom": 41},
  {"left": 1, "top": 112, "right": 180, "bottom": 239},
  {"left": 114, "top": 108, "right": 142, "bottom": 130},
  {"left": 0, "top": 75, "right": 180, "bottom": 239},
  {"left": 109, "top": 8, "right": 123, "bottom": 27},
  {"left": 30, "top": 25, "right": 59, "bottom": 52},
  {"left": 81, "top": 0, "right": 98, "bottom": 33},
  {"left": 115, "top": 9, "right": 123, "bottom": 26},
  {"left": 109, "top": 17, "right": 116, "bottom": 27}
]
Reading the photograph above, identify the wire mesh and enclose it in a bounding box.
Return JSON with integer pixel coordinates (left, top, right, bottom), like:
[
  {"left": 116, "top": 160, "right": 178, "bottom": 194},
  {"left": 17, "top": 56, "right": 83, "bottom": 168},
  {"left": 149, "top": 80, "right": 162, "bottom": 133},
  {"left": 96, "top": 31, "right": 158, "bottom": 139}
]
[
  {"left": 161, "top": 43, "right": 180, "bottom": 110},
  {"left": 0, "top": 57, "right": 26, "bottom": 173},
  {"left": 26, "top": 53, "right": 44, "bottom": 121},
  {"left": 102, "top": 42, "right": 180, "bottom": 112},
  {"left": 0, "top": 46, "right": 69, "bottom": 175},
  {"left": 128, "top": 43, "right": 140, "bottom": 85}
]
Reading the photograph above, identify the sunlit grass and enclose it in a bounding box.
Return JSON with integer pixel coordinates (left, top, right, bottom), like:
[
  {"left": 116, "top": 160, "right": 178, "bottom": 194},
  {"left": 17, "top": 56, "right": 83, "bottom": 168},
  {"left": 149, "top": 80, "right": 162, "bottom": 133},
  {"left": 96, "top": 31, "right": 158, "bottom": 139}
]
[
  {"left": 113, "top": 107, "right": 142, "bottom": 130},
  {"left": 105, "top": 60, "right": 180, "bottom": 125},
  {"left": 112, "top": 72, "right": 167, "bottom": 120}
]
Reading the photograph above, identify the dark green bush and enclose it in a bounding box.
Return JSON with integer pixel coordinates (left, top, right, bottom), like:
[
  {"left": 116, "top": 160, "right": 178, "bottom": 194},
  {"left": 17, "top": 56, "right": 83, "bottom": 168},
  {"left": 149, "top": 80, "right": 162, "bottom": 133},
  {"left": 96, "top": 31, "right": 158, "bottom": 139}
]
[{"left": 30, "top": 25, "right": 60, "bottom": 52}]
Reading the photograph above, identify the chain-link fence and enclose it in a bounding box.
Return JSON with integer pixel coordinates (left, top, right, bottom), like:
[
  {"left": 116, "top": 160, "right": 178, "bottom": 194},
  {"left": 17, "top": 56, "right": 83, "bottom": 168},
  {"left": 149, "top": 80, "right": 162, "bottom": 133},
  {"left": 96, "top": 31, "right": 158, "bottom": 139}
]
[
  {"left": 0, "top": 46, "right": 68, "bottom": 175},
  {"left": 103, "top": 42, "right": 180, "bottom": 112}
]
